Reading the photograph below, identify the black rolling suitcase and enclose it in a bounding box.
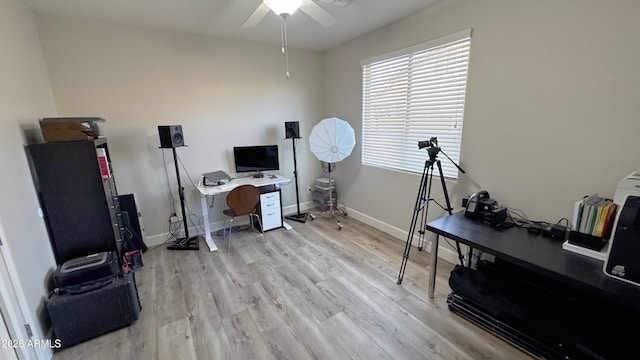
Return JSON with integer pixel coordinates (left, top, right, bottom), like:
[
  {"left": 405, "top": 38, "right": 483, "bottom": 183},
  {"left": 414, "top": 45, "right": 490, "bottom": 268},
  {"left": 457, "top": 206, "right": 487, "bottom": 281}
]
[
  {"left": 47, "top": 271, "right": 141, "bottom": 348},
  {"left": 53, "top": 251, "right": 121, "bottom": 288}
]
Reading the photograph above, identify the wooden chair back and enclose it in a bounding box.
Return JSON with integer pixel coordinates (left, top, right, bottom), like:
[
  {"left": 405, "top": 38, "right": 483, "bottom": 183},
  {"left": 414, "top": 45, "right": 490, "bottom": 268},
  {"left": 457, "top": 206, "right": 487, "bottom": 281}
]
[{"left": 225, "top": 185, "right": 260, "bottom": 216}]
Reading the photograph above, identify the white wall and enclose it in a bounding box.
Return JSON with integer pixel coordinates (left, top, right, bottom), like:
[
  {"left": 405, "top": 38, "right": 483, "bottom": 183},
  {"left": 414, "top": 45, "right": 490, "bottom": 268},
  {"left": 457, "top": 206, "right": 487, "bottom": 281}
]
[
  {"left": 0, "top": 0, "right": 58, "bottom": 355},
  {"left": 324, "top": 0, "right": 640, "bottom": 235},
  {"left": 35, "top": 13, "right": 325, "bottom": 244}
]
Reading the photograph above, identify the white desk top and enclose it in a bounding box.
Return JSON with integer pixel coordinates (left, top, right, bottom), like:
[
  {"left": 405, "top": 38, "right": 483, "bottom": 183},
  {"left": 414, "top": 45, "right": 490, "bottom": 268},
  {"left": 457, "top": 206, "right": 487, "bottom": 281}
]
[{"left": 197, "top": 174, "right": 291, "bottom": 196}]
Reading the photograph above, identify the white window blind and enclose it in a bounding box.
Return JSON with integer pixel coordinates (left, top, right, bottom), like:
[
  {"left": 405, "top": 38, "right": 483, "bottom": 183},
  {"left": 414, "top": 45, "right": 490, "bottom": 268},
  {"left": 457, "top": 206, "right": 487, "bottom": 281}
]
[{"left": 361, "top": 29, "right": 471, "bottom": 179}]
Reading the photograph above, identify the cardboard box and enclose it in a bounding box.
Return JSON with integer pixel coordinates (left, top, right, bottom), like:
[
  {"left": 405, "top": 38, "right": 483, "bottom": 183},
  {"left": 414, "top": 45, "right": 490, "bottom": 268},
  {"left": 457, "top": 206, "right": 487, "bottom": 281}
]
[{"left": 40, "top": 121, "right": 97, "bottom": 142}]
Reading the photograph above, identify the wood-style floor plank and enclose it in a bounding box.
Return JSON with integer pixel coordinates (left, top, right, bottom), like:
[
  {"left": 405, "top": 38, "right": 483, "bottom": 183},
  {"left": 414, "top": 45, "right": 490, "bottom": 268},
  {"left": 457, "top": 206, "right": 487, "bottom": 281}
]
[
  {"left": 157, "top": 317, "right": 198, "bottom": 360},
  {"left": 323, "top": 312, "right": 393, "bottom": 360},
  {"left": 221, "top": 309, "right": 276, "bottom": 360},
  {"left": 250, "top": 259, "right": 353, "bottom": 360},
  {"left": 317, "top": 277, "right": 435, "bottom": 359},
  {"left": 53, "top": 214, "right": 531, "bottom": 360},
  {"left": 154, "top": 248, "right": 189, "bottom": 328},
  {"left": 237, "top": 281, "right": 285, "bottom": 333}
]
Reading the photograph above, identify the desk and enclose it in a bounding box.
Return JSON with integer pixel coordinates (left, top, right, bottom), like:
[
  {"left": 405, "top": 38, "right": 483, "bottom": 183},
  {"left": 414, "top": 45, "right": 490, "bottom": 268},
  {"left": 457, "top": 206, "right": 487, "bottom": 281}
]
[
  {"left": 196, "top": 174, "right": 290, "bottom": 252},
  {"left": 426, "top": 211, "right": 640, "bottom": 309},
  {"left": 426, "top": 212, "right": 640, "bottom": 358}
]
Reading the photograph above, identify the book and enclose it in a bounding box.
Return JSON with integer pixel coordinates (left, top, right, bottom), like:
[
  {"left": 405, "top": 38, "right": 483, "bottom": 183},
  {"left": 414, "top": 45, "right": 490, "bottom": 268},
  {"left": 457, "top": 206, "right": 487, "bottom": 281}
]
[
  {"left": 594, "top": 200, "right": 613, "bottom": 237},
  {"left": 588, "top": 198, "right": 608, "bottom": 235},
  {"left": 579, "top": 195, "right": 602, "bottom": 233},
  {"left": 96, "top": 148, "right": 111, "bottom": 179},
  {"left": 573, "top": 198, "right": 586, "bottom": 231},
  {"left": 601, "top": 203, "right": 618, "bottom": 239}
]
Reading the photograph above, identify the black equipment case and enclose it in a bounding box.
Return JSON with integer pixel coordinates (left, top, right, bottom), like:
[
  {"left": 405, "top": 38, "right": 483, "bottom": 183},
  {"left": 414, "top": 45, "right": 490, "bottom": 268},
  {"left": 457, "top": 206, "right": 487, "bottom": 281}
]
[
  {"left": 53, "top": 251, "right": 120, "bottom": 288},
  {"left": 448, "top": 260, "right": 637, "bottom": 359},
  {"left": 47, "top": 271, "right": 141, "bottom": 348}
]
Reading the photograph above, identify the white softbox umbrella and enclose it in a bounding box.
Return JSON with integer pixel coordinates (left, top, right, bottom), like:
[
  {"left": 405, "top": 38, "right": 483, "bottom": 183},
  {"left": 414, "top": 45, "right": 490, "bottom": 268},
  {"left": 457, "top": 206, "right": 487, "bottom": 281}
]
[{"left": 309, "top": 117, "right": 356, "bottom": 163}]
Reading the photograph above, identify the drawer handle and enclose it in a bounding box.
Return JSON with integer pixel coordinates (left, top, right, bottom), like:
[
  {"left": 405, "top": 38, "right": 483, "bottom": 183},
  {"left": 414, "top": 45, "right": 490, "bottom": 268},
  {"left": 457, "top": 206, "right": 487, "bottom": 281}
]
[
  {"left": 267, "top": 212, "right": 277, "bottom": 216},
  {"left": 266, "top": 203, "right": 275, "bottom": 207},
  {"left": 265, "top": 194, "right": 275, "bottom": 199}
]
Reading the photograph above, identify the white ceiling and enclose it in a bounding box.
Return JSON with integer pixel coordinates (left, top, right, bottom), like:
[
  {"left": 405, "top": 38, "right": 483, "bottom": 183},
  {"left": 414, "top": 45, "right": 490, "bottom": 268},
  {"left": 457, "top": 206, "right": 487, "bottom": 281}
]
[{"left": 23, "top": 0, "right": 443, "bottom": 51}]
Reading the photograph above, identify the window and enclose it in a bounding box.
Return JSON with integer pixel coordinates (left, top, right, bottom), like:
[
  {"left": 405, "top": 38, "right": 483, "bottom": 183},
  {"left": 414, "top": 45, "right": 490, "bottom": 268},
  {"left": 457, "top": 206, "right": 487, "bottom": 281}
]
[{"left": 361, "top": 29, "right": 471, "bottom": 179}]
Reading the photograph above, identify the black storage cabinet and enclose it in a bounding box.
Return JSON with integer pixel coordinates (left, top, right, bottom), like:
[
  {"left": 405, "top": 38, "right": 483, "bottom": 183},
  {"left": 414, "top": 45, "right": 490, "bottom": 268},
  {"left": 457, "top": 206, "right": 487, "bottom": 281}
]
[{"left": 28, "top": 139, "right": 122, "bottom": 264}]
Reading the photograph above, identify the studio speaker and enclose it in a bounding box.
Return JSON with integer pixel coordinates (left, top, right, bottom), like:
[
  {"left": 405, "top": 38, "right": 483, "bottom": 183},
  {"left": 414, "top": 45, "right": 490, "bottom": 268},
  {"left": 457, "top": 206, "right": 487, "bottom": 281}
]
[
  {"left": 285, "top": 121, "right": 300, "bottom": 139},
  {"left": 158, "top": 125, "right": 184, "bottom": 148}
]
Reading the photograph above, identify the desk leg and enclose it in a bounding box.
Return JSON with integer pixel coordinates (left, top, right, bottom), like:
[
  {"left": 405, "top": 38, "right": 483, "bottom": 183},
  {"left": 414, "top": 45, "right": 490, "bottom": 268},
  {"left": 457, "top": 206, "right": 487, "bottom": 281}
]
[
  {"left": 200, "top": 193, "right": 218, "bottom": 252},
  {"left": 428, "top": 233, "right": 439, "bottom": 299}
]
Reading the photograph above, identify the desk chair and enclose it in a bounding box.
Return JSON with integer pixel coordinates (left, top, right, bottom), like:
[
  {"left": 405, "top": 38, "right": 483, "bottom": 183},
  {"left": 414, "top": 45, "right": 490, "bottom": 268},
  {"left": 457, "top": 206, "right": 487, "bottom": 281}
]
[{"left": 222, "top": 184, "right": 266, "bottom": 251}]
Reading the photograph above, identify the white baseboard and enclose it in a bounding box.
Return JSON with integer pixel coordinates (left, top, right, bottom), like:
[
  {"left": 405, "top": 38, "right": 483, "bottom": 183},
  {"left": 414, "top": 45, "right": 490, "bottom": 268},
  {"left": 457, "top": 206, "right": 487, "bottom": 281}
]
[
  {"left": 145, "top": 218, "right": 237, "bottom": 248},
  {"left": 344, "top": 207, "right": 460, "bottom": 265},
  {"left": 144, "top": 202, "right": 459, "bottom": 265},
  {"left": 145, "top": 229, "right": 196, "bottom": 248},
  {"left": 282, "top": 201, "right": 314, "bottom": 218},
  {"left": 145, "top": 202, "right": 316, "bottom": 248}
]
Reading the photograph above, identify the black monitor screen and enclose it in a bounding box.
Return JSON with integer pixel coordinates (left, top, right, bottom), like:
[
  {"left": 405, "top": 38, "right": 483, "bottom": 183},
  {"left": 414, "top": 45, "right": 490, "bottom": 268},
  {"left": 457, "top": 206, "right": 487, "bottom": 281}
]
[{"left": 233, "top": 145, "right": 279, "bottom": 173}]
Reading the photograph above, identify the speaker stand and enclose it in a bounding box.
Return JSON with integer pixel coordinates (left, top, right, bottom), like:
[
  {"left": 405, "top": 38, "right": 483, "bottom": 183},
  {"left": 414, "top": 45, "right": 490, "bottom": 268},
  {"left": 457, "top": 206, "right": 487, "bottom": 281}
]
[
  {"left": 284, "top": 136, "right": 308, "bottom": 223},
  {"left": 164, "top": 146, "right": 199, "bottom": 250}
]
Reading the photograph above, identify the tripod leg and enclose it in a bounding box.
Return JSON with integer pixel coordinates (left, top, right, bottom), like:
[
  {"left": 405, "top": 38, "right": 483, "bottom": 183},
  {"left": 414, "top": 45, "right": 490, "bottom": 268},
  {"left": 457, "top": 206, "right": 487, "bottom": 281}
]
[
  {"left": 417, "top": 203, "right": 427, "bottom": 251},
  {"left": 418, "top": 163, "right": 436, "bottom": 251},
  {"left": 397, "top": 160, "right": 431, "bottom": 284},
  {"left": 397, "top": 202, "right": 421, "bottom": 284},
  {"left": 435, "top": 160, "right": 465, "bottom": 266}
]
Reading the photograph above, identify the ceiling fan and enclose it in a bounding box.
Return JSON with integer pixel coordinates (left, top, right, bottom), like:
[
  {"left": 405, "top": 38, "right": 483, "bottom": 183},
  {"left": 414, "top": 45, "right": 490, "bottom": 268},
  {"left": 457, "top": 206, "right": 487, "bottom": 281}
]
[
  {"left": 242, "top": 0, "right": 350, "bottom": 78},
  {"left": 242, "top": 0, "right": 348, "bottom": 29}
]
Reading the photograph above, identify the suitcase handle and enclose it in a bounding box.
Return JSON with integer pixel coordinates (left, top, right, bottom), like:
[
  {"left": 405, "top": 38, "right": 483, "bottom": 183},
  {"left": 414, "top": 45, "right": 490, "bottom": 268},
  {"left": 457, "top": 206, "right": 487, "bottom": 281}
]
[{"left": 66, "top": 276, "right": 115, "bottom": 295}]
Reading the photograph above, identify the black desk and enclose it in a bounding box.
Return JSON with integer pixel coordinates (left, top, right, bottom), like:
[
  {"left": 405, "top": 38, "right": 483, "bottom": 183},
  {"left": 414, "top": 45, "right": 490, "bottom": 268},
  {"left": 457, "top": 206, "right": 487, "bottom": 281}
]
[{"left": 425, "top": 211, "right": 640, "bottom": 310}]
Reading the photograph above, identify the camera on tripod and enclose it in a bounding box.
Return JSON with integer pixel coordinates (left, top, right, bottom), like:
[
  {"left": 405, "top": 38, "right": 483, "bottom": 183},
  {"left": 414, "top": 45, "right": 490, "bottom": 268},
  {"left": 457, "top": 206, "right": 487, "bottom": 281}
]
[
  {"left": 397, "top": 135, "right": 467, "bottom": 285},
  {"left": 418, "top": 137, "right": 440, "bottom": 161}
]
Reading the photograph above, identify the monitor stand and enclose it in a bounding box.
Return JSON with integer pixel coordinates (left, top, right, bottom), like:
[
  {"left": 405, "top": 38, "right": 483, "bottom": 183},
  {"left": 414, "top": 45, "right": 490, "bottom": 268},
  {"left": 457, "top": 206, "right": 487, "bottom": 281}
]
[{"left": 252, "top": 172, "right": 264, "bottom": 178}]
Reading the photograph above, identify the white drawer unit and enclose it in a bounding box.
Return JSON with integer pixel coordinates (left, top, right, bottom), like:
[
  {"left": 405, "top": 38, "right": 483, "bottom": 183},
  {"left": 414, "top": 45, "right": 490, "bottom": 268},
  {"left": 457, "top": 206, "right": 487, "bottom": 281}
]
[{"left": 256, "top": 189, "right": 283, "bottom": 231}]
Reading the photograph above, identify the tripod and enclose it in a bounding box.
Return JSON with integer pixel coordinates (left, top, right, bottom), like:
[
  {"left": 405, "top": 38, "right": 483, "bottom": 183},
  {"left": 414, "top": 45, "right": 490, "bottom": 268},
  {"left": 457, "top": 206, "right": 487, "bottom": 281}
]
[
  {"left": 166, "top": 147, "right": 199, "bottom": 250},
  {"left": 396, "top": 139, "right": 465, "bottom": 284}
]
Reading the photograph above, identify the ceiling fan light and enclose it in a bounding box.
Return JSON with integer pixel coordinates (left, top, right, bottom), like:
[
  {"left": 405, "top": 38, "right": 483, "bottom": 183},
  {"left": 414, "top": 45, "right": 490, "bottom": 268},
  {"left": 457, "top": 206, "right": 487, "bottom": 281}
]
[{"left": 264, "top": 0, "right": 303, "bottom": 16}]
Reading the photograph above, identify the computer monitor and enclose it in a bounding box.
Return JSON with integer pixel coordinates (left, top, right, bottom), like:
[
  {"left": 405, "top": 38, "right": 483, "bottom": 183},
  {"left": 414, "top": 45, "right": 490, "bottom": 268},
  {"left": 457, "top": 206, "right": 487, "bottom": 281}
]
[{"left": 233, "top": 145, "right": 279, "bottom": 173}]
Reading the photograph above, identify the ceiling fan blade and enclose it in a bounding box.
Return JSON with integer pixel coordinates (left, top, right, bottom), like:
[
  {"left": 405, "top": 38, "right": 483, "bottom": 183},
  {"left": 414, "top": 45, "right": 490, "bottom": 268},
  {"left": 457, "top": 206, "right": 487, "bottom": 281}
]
[
  {"left": 299, "top": 0, "right": 337, "bottom": 27},
  {"left": 242, "top": 2, "right": 271, "bottom": 29}
]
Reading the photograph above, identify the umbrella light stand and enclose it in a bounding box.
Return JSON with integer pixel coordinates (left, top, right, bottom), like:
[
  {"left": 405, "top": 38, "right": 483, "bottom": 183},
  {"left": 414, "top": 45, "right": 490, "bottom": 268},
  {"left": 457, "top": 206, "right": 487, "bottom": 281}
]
[
  {"left": 319, "top": 162, "right": 343, "bottom": 218},
  {"left": 309, "top": 117, "right": 356, "bottom": 228}
]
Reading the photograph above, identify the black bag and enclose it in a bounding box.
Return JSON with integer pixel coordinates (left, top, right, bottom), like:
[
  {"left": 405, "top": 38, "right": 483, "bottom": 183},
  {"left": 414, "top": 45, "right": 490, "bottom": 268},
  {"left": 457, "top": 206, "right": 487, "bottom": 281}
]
[
  {"left": 120, "top": 211, "right": 147, "bottom": 270},
  {"left": 47, "top": 271, "right": 141, "bottom": 348},
  {"left": 53, "top": 251, "right": 120, "bottom": 288},
  {"left": 121, "top": 211, "right": 148, "bottom": 253},
  {"left": 449, "top": 262, "right": 577, "bottom": 348}
]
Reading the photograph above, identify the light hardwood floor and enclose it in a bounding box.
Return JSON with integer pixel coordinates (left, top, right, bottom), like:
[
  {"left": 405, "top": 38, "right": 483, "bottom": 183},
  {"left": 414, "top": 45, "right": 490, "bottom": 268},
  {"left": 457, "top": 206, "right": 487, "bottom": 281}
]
[{"left": 53, "top": 214, "right": 531, "bottom": 359}]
